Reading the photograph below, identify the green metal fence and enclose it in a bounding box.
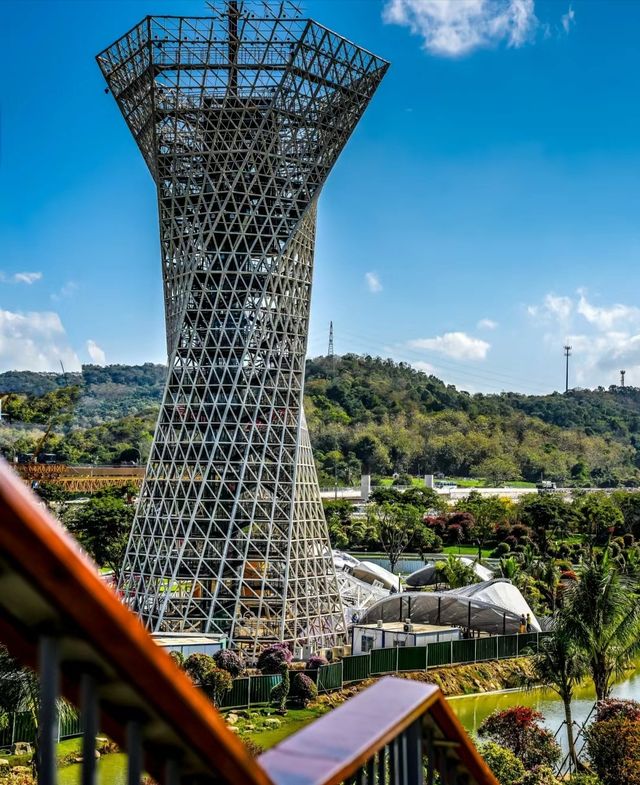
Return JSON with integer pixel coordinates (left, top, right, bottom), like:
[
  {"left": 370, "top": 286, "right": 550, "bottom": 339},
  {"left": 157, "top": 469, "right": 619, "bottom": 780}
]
[
  {"left": 317, "top": 662, "right": 343, "bottom": 693},
  {"left": 0, "top": 709, "right": 82, "bottom": 749},
  {"left": 343, "top": 653, "right": 371, "bottom": 682}
]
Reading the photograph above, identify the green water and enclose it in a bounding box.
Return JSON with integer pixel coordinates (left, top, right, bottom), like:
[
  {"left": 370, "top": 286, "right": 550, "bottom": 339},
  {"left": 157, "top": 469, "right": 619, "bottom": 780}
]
[
  {"left": 58, "top": 753, "right": 127, "bottom": 785},
  {"left": 448, "top": 665, "right": 640, "bottom": 754}
]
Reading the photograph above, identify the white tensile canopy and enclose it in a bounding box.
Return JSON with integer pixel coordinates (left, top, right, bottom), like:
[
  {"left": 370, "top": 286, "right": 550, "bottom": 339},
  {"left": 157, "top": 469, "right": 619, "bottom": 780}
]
[
  {"left": 359, "top": 579, "right": 541, "bottom": 635},
  {"left": 351, "top": 560, "right": 401, "bottom": 592}
]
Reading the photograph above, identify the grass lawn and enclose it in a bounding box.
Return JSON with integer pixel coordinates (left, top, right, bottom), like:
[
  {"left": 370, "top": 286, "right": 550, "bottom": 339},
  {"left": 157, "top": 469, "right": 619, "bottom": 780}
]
[
  {"left": 231, "top": 706, "right": 330, "bottom": 750},
  {"left": 441, "top": 545, "right": 492, "bottom": 559}
]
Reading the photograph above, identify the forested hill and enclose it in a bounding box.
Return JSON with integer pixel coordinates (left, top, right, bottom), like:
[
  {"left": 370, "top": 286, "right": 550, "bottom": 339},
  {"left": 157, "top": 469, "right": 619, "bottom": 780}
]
[{"left": 1, "top": 355, "right": 639, "bottom": 486}]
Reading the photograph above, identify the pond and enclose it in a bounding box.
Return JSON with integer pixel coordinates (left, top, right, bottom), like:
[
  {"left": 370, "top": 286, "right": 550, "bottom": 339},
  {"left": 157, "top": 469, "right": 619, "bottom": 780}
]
[{"left": 449, "top": 663, "right": 640, "bottom": 755}]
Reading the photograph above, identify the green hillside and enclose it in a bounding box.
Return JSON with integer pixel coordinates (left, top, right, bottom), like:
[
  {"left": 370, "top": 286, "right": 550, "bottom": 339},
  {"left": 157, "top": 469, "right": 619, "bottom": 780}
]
[{"left": 0, "top": 355, "right": 638, "bottom": 486}]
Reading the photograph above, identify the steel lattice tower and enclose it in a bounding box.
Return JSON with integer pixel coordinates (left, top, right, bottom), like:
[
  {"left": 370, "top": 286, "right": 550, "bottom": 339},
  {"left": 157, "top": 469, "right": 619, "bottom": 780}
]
[{"left": 97, "top": 2, "right": 388, "bottom": 653}]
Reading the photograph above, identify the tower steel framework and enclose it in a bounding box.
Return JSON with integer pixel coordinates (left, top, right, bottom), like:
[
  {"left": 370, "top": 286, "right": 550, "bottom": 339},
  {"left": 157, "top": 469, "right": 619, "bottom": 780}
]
[{"left": 97, "top": 2, "right": 388, "bottom": 653}]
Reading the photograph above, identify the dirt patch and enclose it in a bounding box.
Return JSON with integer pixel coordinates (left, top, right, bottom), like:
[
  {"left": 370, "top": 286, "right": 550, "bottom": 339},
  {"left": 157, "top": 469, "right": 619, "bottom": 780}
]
[{"left": 316, "top": 657, "right": 536, "bottom": 708}]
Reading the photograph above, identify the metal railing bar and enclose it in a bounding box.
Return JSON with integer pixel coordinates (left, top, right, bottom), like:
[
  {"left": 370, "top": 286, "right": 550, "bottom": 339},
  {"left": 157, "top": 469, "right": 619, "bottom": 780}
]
[
  {"left": 81, "top": 673, "right": 98, "bottom": 785},
  {"left": 165, "top": 756, "right": 181, "bottom": 785},
  {"left": 38, "top": 635, "right": 59, "bottom": 785},
  {"left": 126, "top": 720, "right": 143, "bottom": 785},
  {"left": 406, "top": 719, "right": 423, "bottom": 785},
  {"left": 365, "top": 755, "right": 376, "bottom": 785},
  {"left": 376, "top": 747, "right": 386, "bottom": 785}
]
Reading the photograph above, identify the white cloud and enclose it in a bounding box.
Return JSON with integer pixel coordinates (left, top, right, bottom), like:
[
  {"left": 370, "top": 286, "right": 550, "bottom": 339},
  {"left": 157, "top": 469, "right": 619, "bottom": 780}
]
[
  {"left": 576, "top": 291, "right": 640, "bottom": 331},
  {"left": 0, "top": 271, "right": 43, "bottom": 285},
  {"left": 0, "top": 310, "right": 81, "bottom": 372},
  {"left": 12, "top": 272, "right": 42, "bottom": 285},
  {"left": 561, "top": 5, "right": 575, "bottom": 33},
  {"left": 365, "top": 272, "right": 383, "bottom": 293},
  {"left": 527, "top": 293, "right": 573, "bottom": 323},
  {"left": 51, "top": 281, "right": 78, "bottom": 302},
  {"left": 412, "top": 360, "right": 437, "bottom": 375},
  {"left": 409, "top": 331, "right": 490, "bottom": 360},
  {"left": 382, "top": 0, "right": 537, "bottom": 57},
  {"left": 477, "top": 318, "right": 498, "bottom": 330},
  {"left": 86, "top": 340, "right": 106, "bottom": 365}
]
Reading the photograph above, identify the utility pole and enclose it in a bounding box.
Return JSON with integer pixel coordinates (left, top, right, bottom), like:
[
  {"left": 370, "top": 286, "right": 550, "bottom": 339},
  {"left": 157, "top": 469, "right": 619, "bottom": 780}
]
[
  {"left": 328, "top": 321, "right": 335, "bottom": 374},
  {"left": 621, "top": 369, "right": 626, "bottom": 387},
  {"left": 563, "top": 345, "right": 572, "bottom": 392}
]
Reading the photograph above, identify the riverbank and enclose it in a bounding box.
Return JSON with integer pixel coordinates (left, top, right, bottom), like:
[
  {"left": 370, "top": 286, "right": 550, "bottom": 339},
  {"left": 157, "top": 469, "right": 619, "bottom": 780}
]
[{"left": 230, "top": 657, "right": 536, "bottom": 751}]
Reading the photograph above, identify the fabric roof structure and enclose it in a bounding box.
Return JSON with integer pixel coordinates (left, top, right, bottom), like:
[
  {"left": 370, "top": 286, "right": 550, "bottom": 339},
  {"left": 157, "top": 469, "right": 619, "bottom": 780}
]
[
  {"left": 406, "top": 558, "right": 493, "bottom": 588},
  {"left": 359, "top": 579, "right": 541, "bottom": 635},
  {"left": 352, "top": 560, "right": 401, "bottom": 592}
]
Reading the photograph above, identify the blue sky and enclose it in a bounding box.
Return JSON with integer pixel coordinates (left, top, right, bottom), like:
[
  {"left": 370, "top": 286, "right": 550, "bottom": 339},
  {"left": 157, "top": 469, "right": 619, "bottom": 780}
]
[{"left": 2, "top": 0, "right": 640, "bottom": 394}]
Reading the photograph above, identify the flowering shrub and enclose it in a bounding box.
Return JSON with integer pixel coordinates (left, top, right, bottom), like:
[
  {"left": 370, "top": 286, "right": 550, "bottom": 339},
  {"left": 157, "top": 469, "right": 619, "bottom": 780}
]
[
  {"left": 258, "top": 643, "right": 292, "bottom": 674},
  {"left": 478, "top": 707, "right": 561, "bottom": 769},
  {"left": 202, "top": 667, "right": 233, "bottom": 708},
  {"left": 515, "top": 766, "right": 559, "bottom": 785},
  {"left": 213, "top": 649, "right": 244, "bottom": 678},
  {"left": 596, "top": 698, "right": 640, "bottom": 722},
  {"left": 585, "top": 717, "right": 640, "bottom": 785},
  {"left": 289, "top": 673, "right": 318, "bottom": 707},
  {"left": 183, "top": 653, "right": 215, "bottom": 685},
  {"left": 306, "top": 655, "right": 328, "bottom": 670},
  {"left": 476, "top": 741, "right": 524, "bottom": 785}
]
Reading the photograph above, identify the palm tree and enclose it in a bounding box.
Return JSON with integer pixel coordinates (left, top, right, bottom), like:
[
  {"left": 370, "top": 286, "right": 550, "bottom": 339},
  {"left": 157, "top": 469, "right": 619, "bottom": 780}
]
[
  {"left": 499, "top": 556, "right": 520, "bottom": 581},
  {"left": 564, "top": 550, "right": 640, "bottom": 701},
  {"left": 529, "top": 622, "right": 588, "bottom": 771}
]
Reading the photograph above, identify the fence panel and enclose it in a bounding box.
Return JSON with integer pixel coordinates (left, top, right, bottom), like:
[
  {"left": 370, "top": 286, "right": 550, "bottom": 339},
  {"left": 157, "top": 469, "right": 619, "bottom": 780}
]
[
  {"left": 475, "top": 636, "right": 498, "bottom": 662},
  {"left": 397, "top": 646, "right": 427, "bottom": 672},
  {"left": 317, "top": 662, "right": 343, "bottom": 693},
  {"left": 59, "top": 712, "right": 82, "bottom": 740},
  {"left": 12, "top": 712, "right": 36, "bottom": 745},
  {"left": 249, "top": 674, "right": 281, "bottom": 706},
  {"left": 342, "top": 654, "right": 371, "bottom": 683},
  {"left": 498, "top": 634, "right": 518, "bottom": 659},
  {"left": 370, "top": 647, "right": 397, "bottom": 675},
  {"left": 517, "top": 633, "right": 539, "bottom": 655},
  {"left": 426, "top": 641, "right": 452, "bottom": 668},
  {"left": 451, "top": 638, "right": 476, "bottom": 664},
  {"left": 220, "top": 677, "right": 251, "bottom": 709}
]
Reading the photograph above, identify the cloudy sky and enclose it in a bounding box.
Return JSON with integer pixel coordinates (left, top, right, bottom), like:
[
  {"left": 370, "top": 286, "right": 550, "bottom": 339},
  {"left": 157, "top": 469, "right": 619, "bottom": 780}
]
[{"left": 2, "top": 0, "right": 640, "bottom": 393}]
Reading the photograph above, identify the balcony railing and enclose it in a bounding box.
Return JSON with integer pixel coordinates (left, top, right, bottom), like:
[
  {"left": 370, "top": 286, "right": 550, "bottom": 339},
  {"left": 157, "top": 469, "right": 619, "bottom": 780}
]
[{"left": 0, "top": 458, "right": 496, "bottom": 785}]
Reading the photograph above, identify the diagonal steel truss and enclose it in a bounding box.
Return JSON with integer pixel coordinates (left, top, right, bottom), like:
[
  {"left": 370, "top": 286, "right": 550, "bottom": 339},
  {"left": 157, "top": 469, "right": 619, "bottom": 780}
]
[{"left": 96, "top": 1, "right": 388, "bottom": 654}]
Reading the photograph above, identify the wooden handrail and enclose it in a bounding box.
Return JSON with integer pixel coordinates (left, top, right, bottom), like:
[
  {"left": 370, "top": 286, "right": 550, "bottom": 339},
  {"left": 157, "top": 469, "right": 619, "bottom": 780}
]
[
  {"left": 0, "top": 459, "right": 271, "bottom": 785},
  {"left": 259, "top": 677, "right": 498, "bottom": 785}
]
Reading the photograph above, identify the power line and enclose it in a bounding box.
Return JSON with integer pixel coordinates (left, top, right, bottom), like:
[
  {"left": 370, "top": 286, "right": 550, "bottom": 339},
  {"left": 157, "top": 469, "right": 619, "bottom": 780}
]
[{"left": 564, "top": 345, "right": 572, "bottom": 393}]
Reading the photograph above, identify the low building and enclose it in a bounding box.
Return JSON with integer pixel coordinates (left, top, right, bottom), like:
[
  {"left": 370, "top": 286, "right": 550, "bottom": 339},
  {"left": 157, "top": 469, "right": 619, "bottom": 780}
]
[
  {"left": 152, "top": 633, "right": 227, "bottom": 657},
  {"left": 351, "top": 621, "right": 461, "bottom": 654}
]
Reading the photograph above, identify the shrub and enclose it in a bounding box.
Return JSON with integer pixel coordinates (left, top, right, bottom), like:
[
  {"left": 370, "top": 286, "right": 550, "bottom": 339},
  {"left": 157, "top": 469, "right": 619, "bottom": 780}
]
[
  {"left": 477, "top": 741, "right": 525, "bottom": 785},
  {"left": 596, "top": 698, "right": 640, "bottom": 722},
  {"left": 202, "top": 667, "right": 233, "bottom": 708},
  {"left": 568, "top": 776, "right": 603, "bottom": 785},
  {"left": 585, "top": 717, "right": 640, "bottom": 785},
  {"left": 515, "top": 766, "right": 559, "bottom": 785},
  {"left": 478, "top": 707, "right": 561, "bottom": 769},
  {"left": 213, "top": 649, "right": 244, "bottom": 678},
  {"left": 306, "top": 655, "right": 328, "bottom": 670},
  {"left": 169, "top": 650, "right": 184, "bottom": 667},
  {"left": 257, "top": 643, "right": 293, "bottom": 674},
  {"left": 624, "top": 533, "right": 636, "bottom": 548},
  {"left": 183, "top": 653, "right": 215, "bottom": 685},
  {"left": 289, "top": 673, "right": 318, "bottom": 707},
  {"left": 492, "top": 542, "right": 511, "bottom": 558}
]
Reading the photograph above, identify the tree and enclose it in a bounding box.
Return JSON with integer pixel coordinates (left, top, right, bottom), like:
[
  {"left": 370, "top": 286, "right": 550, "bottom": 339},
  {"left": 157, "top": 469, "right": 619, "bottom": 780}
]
[
  {"left": 456, "top": 492, "right": 509, "bottom": 562},
  {"left": 578, "top": 493, "right": 624, "bottom": 551},
  {"left": 585, "top": 716, "right": 640, "bottom": 785},
  {"left": 270, "top": 663, "right": 291, "bottom": 714},
  {"left": 435, "top": 554, "right": 478, "bottom": 589},
  {"left": 257, "top": 643, "right": 292, "bottom": 674},
  {"left": 476, "top": 455, "right": 521, "bottom": 486},
  {"left": 528, "top": 622, "right": 588, "bottom": 770},
  {"left": 367, "top": 502, "right": 422, "bottom": 573},
  {"left": 64, "top": 488, "right": 135, "bottom": 578},
  {"left": 519, "top": 495, "right": 573, "bottom": 557},
  {"left": 564, "top": 551, "right": 640, "bottom": 700}
]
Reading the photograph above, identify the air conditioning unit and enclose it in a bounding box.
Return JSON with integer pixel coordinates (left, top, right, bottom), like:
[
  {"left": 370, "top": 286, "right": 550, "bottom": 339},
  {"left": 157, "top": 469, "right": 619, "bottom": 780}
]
[
  {"left": 332, "top": 646, "right": 344, "bottom": 660},
  {"left": 342, "top": 644, "right": 352, "bottom": 656},
  {"left": 320, "top": 647, "right": 334, "bottom": 662},
  {"left": 403, "top": 622, "right": 414, "bottom": 633},
  {"left": 376, "top": 619, "right": 384, "bottom": 629},
  {"left": 293, "top": 646, "right": 304, "bottom": 660}
]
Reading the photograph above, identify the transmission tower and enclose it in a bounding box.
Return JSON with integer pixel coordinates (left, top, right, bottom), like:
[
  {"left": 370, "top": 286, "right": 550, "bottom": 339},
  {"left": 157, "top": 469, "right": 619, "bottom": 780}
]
[
  {"left": 328, "top": 321, "right": 335, "bottom": 373},
  {"left": 621, "top": 369, "right": 626, "bottom": 387},
  {"left": 97, "top": 1, "right": 388, "bottom": 654},
  {"left": 564, "top": 345, "right": 572, "bottom": 392}
]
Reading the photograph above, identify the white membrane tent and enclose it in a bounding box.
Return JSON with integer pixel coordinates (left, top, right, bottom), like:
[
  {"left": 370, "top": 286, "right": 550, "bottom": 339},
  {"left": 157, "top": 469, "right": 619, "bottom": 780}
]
[{"left": 359, "top": 579, "right": 541, "bottom": 636}]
